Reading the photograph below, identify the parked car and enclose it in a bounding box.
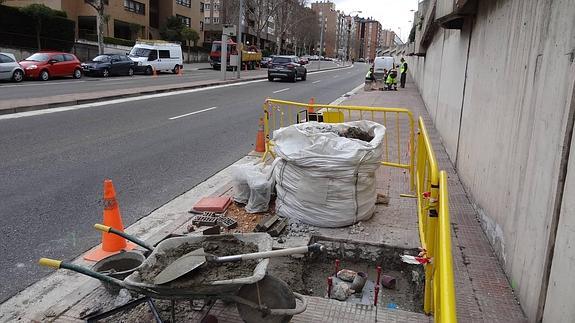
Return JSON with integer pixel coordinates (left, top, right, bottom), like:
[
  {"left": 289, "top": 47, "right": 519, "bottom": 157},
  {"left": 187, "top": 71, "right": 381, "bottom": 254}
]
[
  {"left": 260, "top": 57, "right": 272, "bottom": 68},
  {"left": 298, "top": 57, "right": 309, "bottom": 65},
  {"left": 0, "top": 52, "right": 24, "bottom": 82},
  {"left": 128, "top": 40, "right": 183, "bottom": 75},
  {"left": 267, "top": 55, "right": 307, "bottom": 82},
  {"left": 19, "top": 52, "right": 82, "bottom": 81},
  {"left": 82, "top": 54, "right": 137, "bottom": 77}
]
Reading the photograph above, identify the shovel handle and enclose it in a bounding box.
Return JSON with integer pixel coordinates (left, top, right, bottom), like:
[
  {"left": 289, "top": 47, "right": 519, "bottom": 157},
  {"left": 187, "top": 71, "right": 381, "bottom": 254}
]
[
  {"left": 94, "top": 224, "right": 154, "bottom": 251},
  {"left": 38, "top": 258, "right": 127, "bottom": 288},
  {"left": 215, "top": 243, "right": 325, "bottom": 262}
]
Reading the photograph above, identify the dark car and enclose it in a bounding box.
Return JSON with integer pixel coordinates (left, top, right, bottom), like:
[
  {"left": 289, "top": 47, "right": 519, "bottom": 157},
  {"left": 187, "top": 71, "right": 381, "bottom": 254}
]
[
  {"left": 267, "top": 55, "right": 307, "bottom": 82},
  {"left": 82, "top": 54, "right": 136, "bottom": 77},
  {"left": 260, "top": 57, "right": 272, "bottom": 68},
  {"left": 19, "top": 52, "right": 82, "bottom": 81}
]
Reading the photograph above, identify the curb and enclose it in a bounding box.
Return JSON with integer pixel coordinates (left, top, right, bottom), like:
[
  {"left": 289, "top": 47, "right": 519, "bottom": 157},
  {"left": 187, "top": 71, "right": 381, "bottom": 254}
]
[{"left": 0, "top": 65, "right": 351, "bottom": 116}]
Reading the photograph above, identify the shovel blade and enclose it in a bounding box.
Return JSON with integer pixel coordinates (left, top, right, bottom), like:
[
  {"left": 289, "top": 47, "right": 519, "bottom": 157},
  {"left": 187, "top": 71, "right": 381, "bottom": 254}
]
[{"left": 154, "top": 248, "right": 206, "bottom": 285}]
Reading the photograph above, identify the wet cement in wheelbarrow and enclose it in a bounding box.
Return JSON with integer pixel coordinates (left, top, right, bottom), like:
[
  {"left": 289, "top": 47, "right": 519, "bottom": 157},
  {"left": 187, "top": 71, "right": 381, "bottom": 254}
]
[{"left": 137, "top": 235, "right": 259, "bottom": 287}]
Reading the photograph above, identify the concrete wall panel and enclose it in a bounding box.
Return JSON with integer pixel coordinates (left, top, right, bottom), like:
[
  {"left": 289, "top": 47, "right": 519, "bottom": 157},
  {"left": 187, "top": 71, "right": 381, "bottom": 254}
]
[{"left": 407, "top": 0, "right": 575, "bottom": 320}]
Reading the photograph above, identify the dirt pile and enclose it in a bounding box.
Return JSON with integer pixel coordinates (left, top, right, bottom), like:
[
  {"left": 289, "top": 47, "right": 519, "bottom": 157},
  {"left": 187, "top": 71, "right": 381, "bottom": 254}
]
[
  {"left": 339, "top": 126, "right": 374, "bottom": 142},
  {"left": 137, "top": 236, "right": 259, "bottom": 288}
]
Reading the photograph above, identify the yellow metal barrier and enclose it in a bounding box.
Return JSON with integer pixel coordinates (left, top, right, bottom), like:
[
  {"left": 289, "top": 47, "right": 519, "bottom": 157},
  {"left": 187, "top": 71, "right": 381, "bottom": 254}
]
[
  {"left": 262, "top": 98, "right": 415, "bottom": 189},
  {"left": 415, "top": 116, "right": 457, "bottom": 322}
]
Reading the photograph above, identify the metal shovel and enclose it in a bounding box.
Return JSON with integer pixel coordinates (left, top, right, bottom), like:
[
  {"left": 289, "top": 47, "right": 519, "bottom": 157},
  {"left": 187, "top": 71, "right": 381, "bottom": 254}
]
[{"left": 154, "top": 243, "right": 325, "bottom": 285}]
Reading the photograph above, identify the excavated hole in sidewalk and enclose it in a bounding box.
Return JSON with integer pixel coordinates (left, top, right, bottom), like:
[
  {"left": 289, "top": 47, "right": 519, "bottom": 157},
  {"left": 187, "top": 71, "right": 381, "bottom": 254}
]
[{"left": 268, "top": 237, "right": 425, "bottom": 313}]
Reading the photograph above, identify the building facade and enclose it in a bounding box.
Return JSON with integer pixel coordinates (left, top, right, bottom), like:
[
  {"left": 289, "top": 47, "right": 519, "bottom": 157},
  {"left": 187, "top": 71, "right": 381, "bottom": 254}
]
[
  {"left": 311, "top": 1, "right": 337, "bottom": 57},
  {"left": 356, "top": 18, "right": 381, "bottom": 61},
  {"left": 4, "top": 0, "right": 204, "bottom": 44}
]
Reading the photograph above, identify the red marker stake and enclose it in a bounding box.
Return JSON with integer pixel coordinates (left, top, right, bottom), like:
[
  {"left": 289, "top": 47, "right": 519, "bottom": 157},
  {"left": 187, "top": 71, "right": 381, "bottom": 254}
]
[
  {"left": 374, "top": 285, "right": 380, "bottom": 306},
  {"left": 376, "top": 266, "right": 382, "bottom": 285},
  {"left": 334, "top": 259, "right": 340, "bottom": 275},
  {"left": 327, "top": 277, "right": 333, "bottom": 298}
]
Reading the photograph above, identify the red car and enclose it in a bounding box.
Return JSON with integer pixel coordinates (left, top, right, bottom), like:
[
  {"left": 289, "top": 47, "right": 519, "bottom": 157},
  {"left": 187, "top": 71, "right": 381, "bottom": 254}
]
[{"left": 19, "top": 52, "right": 82, "bottom": 81}]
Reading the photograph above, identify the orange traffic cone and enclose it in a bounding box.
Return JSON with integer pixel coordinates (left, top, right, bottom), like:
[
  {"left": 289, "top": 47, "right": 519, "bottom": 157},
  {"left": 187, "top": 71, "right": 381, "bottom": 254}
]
[
  {"left": 255, "top": 117, "right": 266, "bottom": 153},
  {"left": 84, "top": 179, "right": 135, "bottom": 261},
  {"left": 308, "top": 97, "right": 315, "bottom": 113},
  {"left": 152, "top": 67, "right": 158, "bottom": 78},
  {"left": 177, "top": 66, "right": 183, "bottom": 77}
]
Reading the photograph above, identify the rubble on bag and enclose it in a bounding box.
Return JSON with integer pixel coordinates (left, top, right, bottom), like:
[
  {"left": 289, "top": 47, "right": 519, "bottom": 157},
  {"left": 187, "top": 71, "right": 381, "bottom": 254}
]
[
  {"left": 336, "top": 269, "right": 357, "bottom": 282},
  {"left": 338, "top": 126, "right": 374, "bottom": 142}
]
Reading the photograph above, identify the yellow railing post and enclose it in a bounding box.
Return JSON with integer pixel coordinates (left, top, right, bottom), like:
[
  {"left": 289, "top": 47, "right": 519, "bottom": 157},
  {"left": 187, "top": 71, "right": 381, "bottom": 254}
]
[{"left": 438, "top": 170, "right": 457, "bottom": 322}]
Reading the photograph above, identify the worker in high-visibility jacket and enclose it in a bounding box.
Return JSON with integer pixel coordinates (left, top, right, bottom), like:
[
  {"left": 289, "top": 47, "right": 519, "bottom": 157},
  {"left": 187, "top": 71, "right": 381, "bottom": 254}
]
[
  {"left": 365, "top": 67, "right": 376, "bottom": 81},
  {"left": 400, "top": 58, "right": 408, "bottom": 88},
  {"left": 386, "top": 69, "right": 398, "bottom": 91}
]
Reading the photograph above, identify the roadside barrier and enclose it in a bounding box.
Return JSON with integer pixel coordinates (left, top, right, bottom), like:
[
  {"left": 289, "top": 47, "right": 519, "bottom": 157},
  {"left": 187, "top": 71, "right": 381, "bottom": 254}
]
[
  {"left": 262, "top": 98, "right": 415, "bottom": 189},
  {"left": 84, "top": 179, "right": 135, "bottom": 261},
  {"left": 415, "top": 117, "right": 457, "bottom": 322}
]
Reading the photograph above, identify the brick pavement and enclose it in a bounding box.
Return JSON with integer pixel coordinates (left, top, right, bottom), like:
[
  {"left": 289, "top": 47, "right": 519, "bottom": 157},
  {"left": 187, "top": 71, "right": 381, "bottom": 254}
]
[{"left": 339, "top": 79, "right": 528, "bottom": 322}]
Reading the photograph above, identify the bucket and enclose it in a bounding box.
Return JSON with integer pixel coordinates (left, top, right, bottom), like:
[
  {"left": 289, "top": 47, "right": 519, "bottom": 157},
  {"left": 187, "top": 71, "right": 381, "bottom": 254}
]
[{"left": 92, "top": 251, "right": 145, "bottom": 293}]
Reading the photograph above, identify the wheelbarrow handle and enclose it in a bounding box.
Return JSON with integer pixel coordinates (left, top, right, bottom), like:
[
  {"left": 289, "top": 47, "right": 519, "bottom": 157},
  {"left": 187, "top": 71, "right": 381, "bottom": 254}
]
[
  {"left": 215, "top": 243, "right": 325, "bottom": 262},
  {"left": 94, "top": 224, "right": 154, "bottom": 251},
  {"left": 38, "top": 258, "right": 128, "bottom": 288}
]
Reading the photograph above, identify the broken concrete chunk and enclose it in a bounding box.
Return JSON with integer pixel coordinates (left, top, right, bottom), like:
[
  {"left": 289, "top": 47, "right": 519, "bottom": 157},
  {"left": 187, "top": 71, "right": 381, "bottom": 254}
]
[
  {"left": 336, "top": 269, "right": 357, "bottom": 282},
  {"left": 332, "top": 282, "right": 354, "bottom": 301}
]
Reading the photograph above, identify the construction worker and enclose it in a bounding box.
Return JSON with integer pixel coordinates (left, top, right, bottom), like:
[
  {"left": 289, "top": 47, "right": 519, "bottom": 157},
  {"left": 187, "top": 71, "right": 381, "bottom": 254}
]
[
  {"left": 386, "top": 69, "right": 398, "bottom": 91},
  {"left": 365, "top": 67, "right": 376, "bottom": 90},
  {"left": 400, "top": 58, "right": 408, "bottom": 88}
]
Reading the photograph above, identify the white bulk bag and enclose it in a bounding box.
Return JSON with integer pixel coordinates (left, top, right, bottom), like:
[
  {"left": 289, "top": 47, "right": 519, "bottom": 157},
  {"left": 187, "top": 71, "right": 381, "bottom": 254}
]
[{"left": 273, "top": 121, "right": 385, "bottom": 227}]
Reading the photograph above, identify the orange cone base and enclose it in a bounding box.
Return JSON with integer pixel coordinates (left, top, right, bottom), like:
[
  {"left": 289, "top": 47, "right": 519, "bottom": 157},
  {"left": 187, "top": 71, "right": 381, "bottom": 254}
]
[{"left": 83, "top": 241, "right": 136, "bottom": 262}]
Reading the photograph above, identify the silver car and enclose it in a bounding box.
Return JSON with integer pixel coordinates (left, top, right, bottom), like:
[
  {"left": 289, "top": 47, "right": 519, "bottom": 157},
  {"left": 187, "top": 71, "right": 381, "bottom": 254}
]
[{"left": 0, "top": 52, "right": 24, "bottom": 82}]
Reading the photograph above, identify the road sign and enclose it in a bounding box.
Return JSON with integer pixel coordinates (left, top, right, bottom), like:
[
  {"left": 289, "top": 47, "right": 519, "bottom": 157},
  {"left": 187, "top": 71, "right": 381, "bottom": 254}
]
[{"left": 223, "top": 24, "right": 236, "bottom": 36}]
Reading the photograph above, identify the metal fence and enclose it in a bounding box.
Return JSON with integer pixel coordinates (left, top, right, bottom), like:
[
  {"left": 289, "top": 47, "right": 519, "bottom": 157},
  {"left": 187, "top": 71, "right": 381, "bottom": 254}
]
[
  {"left": 262, "top": 98, "right": 416, "bottom": 189},
  {"left": 415, "top": 116, "right": 457, "bottom": 322}
]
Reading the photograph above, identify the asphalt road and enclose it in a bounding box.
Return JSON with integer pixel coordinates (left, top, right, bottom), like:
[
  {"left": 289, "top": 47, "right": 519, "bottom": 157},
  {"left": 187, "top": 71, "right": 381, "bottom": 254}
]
[
  {"left": 0, "top": 61, "right": 340, "bottom": 100},
  {"left": 0, "top": 62, "right": 368, "bottom": 303}
]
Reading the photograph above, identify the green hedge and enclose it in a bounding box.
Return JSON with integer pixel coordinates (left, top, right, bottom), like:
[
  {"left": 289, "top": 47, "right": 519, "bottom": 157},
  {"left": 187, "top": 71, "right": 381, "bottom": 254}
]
[
  {"left": 0, "top": 5, "right": 74, "bottom": 51},
  {"left": 104, "top": 37, "right": 135, "bottom": 47}
]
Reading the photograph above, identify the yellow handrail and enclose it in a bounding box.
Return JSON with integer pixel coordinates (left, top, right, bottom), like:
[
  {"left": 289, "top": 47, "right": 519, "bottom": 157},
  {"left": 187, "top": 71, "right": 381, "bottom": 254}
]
[
  {"left": 415, "top": 116, "right": 457, "bottom": 322},
  {"left": 437, "top": 170, "right": 457, "bottom": 322}
]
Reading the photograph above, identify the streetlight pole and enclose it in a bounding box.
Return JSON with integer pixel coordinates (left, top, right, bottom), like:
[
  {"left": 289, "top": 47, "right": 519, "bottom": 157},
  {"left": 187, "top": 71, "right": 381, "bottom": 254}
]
[
  {"left": 237, "top": 0, "right": 243, "bottom": 79},
  {"left": 318, "top": 11, "right": 324, "bottom": 71}
]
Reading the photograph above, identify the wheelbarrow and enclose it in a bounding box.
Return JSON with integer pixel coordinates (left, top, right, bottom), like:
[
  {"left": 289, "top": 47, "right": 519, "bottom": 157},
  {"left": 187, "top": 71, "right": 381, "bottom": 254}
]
[{"left": 40, "top": 232, "right": 321, "bottom": 323}]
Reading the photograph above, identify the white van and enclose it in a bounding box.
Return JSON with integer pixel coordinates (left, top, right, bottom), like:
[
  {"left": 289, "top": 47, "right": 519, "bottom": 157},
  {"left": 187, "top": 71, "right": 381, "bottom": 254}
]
[
  {"left": 373, "top": 56, "right": 394, "bottom": 80},
  {"left": 128, "top": 40, "right": 183, "bottom": 75}
]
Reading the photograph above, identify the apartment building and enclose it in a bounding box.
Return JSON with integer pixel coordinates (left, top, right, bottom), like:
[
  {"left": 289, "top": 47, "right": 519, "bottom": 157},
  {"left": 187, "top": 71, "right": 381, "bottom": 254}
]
[
  {"left": 201, "top": 0, "right": 222, "bottom": 45},
  {"left": 311, "top": 1, "right": 337, "bottom": 57},
  {"left": 356, "top": 18, "right": 381, "bottom": 61},
  {"left": 4, "top": 0, "right": 203, "bottom": 44},
  {"left": 380, "top": 29, "right": 396, "bottom": 49}
]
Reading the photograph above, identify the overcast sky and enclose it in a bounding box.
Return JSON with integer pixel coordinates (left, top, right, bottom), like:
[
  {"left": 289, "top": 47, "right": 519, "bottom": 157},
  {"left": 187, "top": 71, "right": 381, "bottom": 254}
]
[{"left": 330, "top": 0, "right": 419, "bottom": 42}]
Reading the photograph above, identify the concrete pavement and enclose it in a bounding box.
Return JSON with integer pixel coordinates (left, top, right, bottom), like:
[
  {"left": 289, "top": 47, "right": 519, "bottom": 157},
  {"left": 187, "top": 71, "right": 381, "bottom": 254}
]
[{"left": 0, "top": 63, "right": 368, "bottom": 304}]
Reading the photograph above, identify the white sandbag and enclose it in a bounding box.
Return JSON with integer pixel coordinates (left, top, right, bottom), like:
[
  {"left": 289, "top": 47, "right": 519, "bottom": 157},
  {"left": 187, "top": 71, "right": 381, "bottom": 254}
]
[
  {"left": 273, "top": 121, "right": 385, "bottom": 227},
  {"left": 230, "top": 164, "right": 253, "bottom": 204},
  {"left": 245, "top": 169, "right": 273, "bottom": 213}
]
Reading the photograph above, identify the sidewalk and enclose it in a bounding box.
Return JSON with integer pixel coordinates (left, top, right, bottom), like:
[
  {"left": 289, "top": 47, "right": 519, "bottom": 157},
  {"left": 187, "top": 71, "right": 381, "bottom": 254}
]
[{"left": 0, "top": 78, "right": 527, "bottom": 322}]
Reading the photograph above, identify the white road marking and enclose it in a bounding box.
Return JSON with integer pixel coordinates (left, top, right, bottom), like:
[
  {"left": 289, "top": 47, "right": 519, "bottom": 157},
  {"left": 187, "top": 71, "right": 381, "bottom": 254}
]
[
  {"left": 312, "top": 80, "right": 321, "bottom": 84},
  {"left": 0, "top": 79, "right": 267, "bottom": 120},
  {"left": 329, "top": 83, "right": 364, "bottom": 106},
  {"left": 273, "top": 88, "right": 290, "bottom": 93},
  {"left": 0, "top": 80, "right": 86, "bottom": 88},
  {"left": 0, "top": 65, "right": 357, "bottom": 120},
  {"left": 334, "top": 75, "right": 340, "bottom": 78},
  {"left": 169, "top": 107, "right": 217, "bottom": 120}
]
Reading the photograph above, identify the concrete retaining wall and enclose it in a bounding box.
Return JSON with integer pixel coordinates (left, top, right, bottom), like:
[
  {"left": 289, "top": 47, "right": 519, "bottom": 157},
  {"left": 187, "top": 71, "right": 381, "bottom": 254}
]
[{"left": 408, "top": 0, "right": 575, "bottom": 321}]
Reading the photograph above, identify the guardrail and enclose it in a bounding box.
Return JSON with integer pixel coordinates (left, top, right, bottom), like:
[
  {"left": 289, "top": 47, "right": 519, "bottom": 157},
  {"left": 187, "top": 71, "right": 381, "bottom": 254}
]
[
  {"left": 415, "top": 116, "right": 457, "bottom": 322},
  {"left": 262, "top": 98, "right": 415, "bottom": 189}
]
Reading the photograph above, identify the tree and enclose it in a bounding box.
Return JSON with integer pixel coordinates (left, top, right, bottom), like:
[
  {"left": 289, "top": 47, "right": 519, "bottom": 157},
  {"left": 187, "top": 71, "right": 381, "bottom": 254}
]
[
  {"left": 85, "top": 0, "right": 106, "bottom": 54},
  {"left": 245, "top": 0, "right": 283, "bottom": 49},
  {"left": 160, "top": 16, "right": 185, "bottom": 42},
  {"left": 274, "top": 0, "right": 308, "bottom": 54},
  {"left": 20, "top": 4, "right": 67, "bottom": 51},
  {"left": 181, "top": 27, "right": 199, "bottom": 63}
]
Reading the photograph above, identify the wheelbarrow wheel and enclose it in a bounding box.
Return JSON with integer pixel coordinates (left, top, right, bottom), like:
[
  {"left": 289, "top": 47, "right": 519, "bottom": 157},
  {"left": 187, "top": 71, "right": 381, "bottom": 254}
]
[{"left": 236, "top": 275, "right": 296, "bottom": 323}]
